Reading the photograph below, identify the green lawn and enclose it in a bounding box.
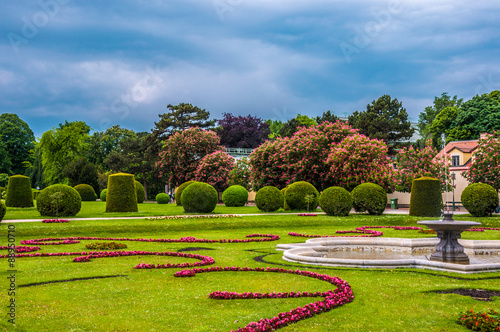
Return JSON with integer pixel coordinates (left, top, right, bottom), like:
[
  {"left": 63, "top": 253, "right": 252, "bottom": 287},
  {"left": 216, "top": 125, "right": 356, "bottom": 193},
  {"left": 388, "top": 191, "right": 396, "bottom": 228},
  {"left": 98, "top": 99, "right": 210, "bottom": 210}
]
[{"left": 1, "top": 205, "right": 500, "bottom": 331}]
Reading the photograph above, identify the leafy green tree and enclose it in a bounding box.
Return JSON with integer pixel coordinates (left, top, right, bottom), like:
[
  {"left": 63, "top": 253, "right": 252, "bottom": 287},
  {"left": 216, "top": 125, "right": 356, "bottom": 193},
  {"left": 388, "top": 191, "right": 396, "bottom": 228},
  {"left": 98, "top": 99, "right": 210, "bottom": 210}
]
[
  {"left": 87, "top": 125, "right": 136, "bottom": 170},
  {"left": 228, "top": 157, "right": 251, "bottom": 190},
  {"left": 417, "top": 93, "right": 463, "bottom": 143},
  {"left": 278, "top": 114, "right": 317, "bottom": 137},
  {"left": 26, "top": 143, "right": 44, "bottom": 189},
  {"left": 348, "top": 95, "right": 414, "bottom": 155},
  {"left": 315, "top": 110, "right": 341, "bottom": 124},
  {"left": 0, "top": 142, "right": 11, "bottom": 175},
  {"left": 264, "top": 120, "right": 283, "bottom": 140},
  {"left": 428, "top": 106, "right": 462, "bottom": 147},
  {"left": 62, "top": 157, "right": 100, "bottom": 194},
  {"left": 0, "top": 113, "right": 35, "bottom": 174}
]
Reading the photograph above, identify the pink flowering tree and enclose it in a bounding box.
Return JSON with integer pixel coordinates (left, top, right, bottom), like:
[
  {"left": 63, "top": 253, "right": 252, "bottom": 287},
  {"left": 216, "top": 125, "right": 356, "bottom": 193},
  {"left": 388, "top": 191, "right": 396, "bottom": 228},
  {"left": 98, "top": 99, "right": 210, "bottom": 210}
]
[
  {"left": 194, "top": 150, "right": 235, "bottom": 192},
  {"left": 395, "top": 140, "right": 451, "bottom": 193},
  {"left": 327, "top": 134, "right": 396, "bottom": 192},
  {"left": 462, "top": 131, "right": 500, "bottom": 192},
  {"left": 156, "top": 127, "right": 223, "bottom": 187}
]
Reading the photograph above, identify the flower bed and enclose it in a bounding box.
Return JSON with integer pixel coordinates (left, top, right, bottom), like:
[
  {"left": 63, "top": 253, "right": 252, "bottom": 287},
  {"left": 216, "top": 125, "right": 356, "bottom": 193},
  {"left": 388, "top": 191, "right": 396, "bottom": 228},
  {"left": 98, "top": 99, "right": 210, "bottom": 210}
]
[
  {"left": 0, "top": 245, "right": 41, "bottom": 253},
  {"left": 85, "top": 242, "right": 128, "bottom": 250},
  {"left": 289, "top": 226, "right": 422, "bottom": 238},
  {"left": 457, "top": 308, "right": 500, "bottom": 331},
  {"left": 42, "top": 219, "right": 69, "bottom": 223},
  {"left": 297, "top": 213, "right": 317, "bottom": 217},
  {"left": 148, "top": 214, "right": 241, "bottom": 220}
]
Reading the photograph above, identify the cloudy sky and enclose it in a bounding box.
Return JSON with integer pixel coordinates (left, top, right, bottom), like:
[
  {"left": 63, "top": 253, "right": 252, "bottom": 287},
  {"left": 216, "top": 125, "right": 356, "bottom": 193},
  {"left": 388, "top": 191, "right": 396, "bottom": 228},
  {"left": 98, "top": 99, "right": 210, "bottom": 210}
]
[{"left": 1, "top": 0, "right": 499, "bottom": 137}]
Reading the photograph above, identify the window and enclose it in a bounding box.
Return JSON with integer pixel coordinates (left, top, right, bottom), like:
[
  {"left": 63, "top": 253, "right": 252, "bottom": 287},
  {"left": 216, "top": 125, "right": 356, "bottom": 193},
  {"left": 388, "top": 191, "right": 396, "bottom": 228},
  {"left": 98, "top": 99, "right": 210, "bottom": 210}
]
[{"left": 451, "top": 155, "right": 460, "bottom": 166}]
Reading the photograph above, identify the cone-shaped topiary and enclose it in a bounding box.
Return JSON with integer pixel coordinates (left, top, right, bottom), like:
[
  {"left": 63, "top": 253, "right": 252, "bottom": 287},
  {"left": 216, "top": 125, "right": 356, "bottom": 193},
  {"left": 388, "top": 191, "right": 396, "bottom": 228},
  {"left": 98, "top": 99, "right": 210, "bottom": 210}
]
[
  {"left": 409, "top": 177, "right": 442, "bottom": 217},
  {"left": 284, "top": 181, "right": 319, "bottom": 211},
  {"left": 0, "top": 200, "right": 6, "bottom": 222},
  {"left": 135, "top": 181, "right": 145, "bottom": 203},
  {"left": 5, "top": 175, "right": 33, "bottom": 208},
  {"left": 181, "top": 182, "right": 218, "bottom": 213},
  {"left": 352, "top": 182, "right": 387, "bottom": 215},
  {"left": 175, "top": 181, "right": 196, "bottom": 205},
  {"left": 74, "top": 184, "right": 96, "bottom": 201},
  {"left": 106, "top": 173, "right": 138, "bottom": 212},
  {"left": 37, "top": 184, "right": 82, "bottom": 217},
  {"left": 222, "top": 185, "right": 248, "bottom": 207},
  {"left": 156, "top": 193, "right": 170, "bottom": 204},
  {"left": 319, "top": 186, "right": 353, "bottom": 216},
  {"left": 255, "top": 186, "right": 283, "bottom": 212},
  {"left": 461, "top": 183, "right": 499, "bottom": 217},
  {"left": 100, "top": 189, "right": 107, "bottom": 202}
]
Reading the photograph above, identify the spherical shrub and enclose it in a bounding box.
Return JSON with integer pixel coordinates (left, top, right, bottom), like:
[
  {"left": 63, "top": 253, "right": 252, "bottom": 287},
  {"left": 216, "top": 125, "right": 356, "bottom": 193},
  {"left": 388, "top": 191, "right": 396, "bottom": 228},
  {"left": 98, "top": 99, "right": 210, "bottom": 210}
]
[
  {"left": 175, "top": 181, "right": 196, "bottom": 205},
  {"left": 5, "top": 175, "right": 33, "bottom": 208},
  {"left": 461, "top": 183, "right": 499, "bottom": 217},
  {"left": 255, "top": 186, "right": 283, "bottom": 212},
  {"left": 74, "top": 184, "right": 96, "bottom": 201},
  {"left": 156, "top": 193, "right": 170, "bottom": 204},
  {"left": 409, "top": 177, "right": 442, "bottom": 217},
  {"left": 284, "top": 181, "right": 319, "bottom": 211},
  {"left": 0, "top": 200, "right": 6, "bottom": 222},
  {"left": 222, "top": 185, "right": 248, "bottom": 207},
  {"left": 100, "top": 189, "right": 107, "bottom": 202},
  {"left": 106, "top": 173, "right": 138, "bottom": 212},
  {"left": 181, "top": 182, "right": 218, "bottom": 213},
  {"left": 319, "top": 186, "right": 353, "bottom": 216},
  {"left": 352, "top": 182, "right": 387, "bottom": 215},
  {"left": 135, "top": 181, "right": 145, "bottom": 203},
  {"left": 37, "top": 184, "right": 82, "bottom": 217}
]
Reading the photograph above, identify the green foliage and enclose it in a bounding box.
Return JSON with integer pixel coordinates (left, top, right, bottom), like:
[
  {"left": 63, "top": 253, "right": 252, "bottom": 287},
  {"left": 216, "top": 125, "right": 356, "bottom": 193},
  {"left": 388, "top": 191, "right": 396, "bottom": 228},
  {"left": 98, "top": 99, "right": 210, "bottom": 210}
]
[
  {"left": 418, "top": 93, "right": 463, "bottom": 144},
  {"left": 319, "top": 186, "right": 353, "bottom": 216},
  {"left": 284, "top": 181, "right": 319, "bottom": 211},
  {"left": 74, "top": 184, "right": 96, "bottom": 202},
  {"left": 0, "top": 200, "right": 5, "bottom": 221},
  {"left": 87, "top": 125, "right": 136, "bottom": 170},
  {"left": 255, "top": 186, "right": 283, "bottom": 212},
  {"left": 36, "top": 184, "right": 82, "bottom": 217},
  {"left": 222, "top": 185, "right": 248, "bottom": 207},
  {"left": 100, "top": 189, "right": 107, "bottom": 202},
  {"left": 5, "top": 175, "right": 34, "bottom": 208},
  {"left": 457, "top": 308, "right": 500, "bottom": 331},
  {"left": 85, "top": 242, "right": 127, "bottom": 250},
  {"left": 105, "top": 173, "right": 138, "bottom": 212},
  {"left": 175, "top": 181, "right": 196, "bottom": 205},
  {"left": 227, "top": 157, "right": 251, "bottom": 190},
  {"left": 32, "top": 189, "right": 41, "bottom": 200},
  {"left": 278, "top": 114, "right": 317, "bottom": 138},
  {"left": 264, "top": 119, "right": 283, "bottom": 140},
  {"left": 62, "top": 157, "right": 100, "bottom": 194},
  {"left": 0, "top": 173, "right": 9, "bottom": 187},
  {"left": 428, "top": 106, "right": 460, "bottom": 146},
  {"left": 180, "top": 182, "right": 218, "bottom": 213},
  {"left": 315, "top": 110, "right": 341, "bottom": 125},
  {"left": 461, "top": 183, "right": 499, "bottom": 217},
  {"left": 409, "top": 177, "right": 442, "bottom": 217},
  {"left": 0, "top": 113, "right": 35, "bottom": 174},
  {"left": 194, "top": 150, "right": 234, "bottom": 192},
  {"left": 155, "top": 193, "right": 170, "bottom": 204},
  {"left": 135, "top": 180, "right": 145, "bottom": 203},
  {"left": 281, "top": 186, "right": 290, "bottom": 211},
  {"left": 352, "top": 183, "right": 387, "bottom": 215}
]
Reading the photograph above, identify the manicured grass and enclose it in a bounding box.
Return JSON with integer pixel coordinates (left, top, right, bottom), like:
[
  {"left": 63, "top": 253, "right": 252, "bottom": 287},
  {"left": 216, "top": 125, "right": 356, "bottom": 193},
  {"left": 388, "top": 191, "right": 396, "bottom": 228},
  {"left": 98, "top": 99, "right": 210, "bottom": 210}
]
[{"left": 1, "top": 213, "right": 499, "bottom": 331}]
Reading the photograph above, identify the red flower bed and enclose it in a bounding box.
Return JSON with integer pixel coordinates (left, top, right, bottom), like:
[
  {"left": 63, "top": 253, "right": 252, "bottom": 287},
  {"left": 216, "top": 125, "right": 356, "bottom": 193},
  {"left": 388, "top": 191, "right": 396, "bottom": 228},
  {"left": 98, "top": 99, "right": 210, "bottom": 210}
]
[{"left": 289, "top": 225, "right": 422, "bottom": 238}]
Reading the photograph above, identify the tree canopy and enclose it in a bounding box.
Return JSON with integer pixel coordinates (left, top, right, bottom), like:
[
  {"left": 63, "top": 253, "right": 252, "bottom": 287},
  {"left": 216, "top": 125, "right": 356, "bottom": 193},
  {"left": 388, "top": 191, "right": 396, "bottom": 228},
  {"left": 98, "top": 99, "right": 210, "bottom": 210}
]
[
  {"left": 0, "top": 113, "right": 35, "bottom": 175},
  {"left": 315, "top": 110, "right": 341, "bottom": 124},
  {"left": 87, "top": 125, "right": 136, "bottom": 170},
  {"left": 217, "top": 113, "right": 270, "bottom": 148},
  {"left": 278, "top": 114, "right": 317, "bottom": 138}
]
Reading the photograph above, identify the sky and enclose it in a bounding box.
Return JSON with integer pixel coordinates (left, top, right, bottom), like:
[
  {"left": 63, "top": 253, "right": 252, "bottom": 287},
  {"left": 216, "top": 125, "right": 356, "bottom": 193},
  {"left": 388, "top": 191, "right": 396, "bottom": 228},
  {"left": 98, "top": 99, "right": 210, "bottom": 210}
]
[{"left": 1, "top": 0, "right": 500, "bottom": 138}]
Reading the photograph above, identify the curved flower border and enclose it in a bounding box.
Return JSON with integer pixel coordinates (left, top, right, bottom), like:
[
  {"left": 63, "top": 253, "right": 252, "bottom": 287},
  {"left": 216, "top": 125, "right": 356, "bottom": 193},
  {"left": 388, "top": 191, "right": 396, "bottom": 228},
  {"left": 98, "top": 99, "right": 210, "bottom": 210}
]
[
  {"left": 289, "top": 226, "right": 422, "bottom": 238},
  {"left": 0, "top": 245, "right": 41, "bottom": 253}
]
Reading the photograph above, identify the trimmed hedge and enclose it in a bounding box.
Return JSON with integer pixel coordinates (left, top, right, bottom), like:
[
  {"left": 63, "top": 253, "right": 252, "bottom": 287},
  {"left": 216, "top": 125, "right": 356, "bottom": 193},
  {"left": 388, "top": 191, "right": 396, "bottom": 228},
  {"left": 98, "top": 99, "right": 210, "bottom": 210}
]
[
  {"left": 37, "top": 184, "right": 82, "bottom": 217},
  {"left": 352, "top": 182, "right": 387, "bottom": 215},
  {"left": 461, "top": 183, "right": 499, "bottom": 217},
  {"left": 181, "top": 182, "right": 218, "bottom": 213},
  {"left": 156, "top": 193, "right": 170, "bottom": 204},
  {"left": 106, "top": 173, "right": 138, "bottom": 212},
  {"left": 100, "top": 189, "right": 107, "bottom": 202},
  {"left": 32, "top": 189, "right": 41, "bottom": 200},
  {"left": 175, "top": 181, "right": 196, "bottom": 206},
  {"left": 135, "top": 181, "right": 145, "bottom": 203},
  {"left": 255, "top": 186, "right": 283, "bottom": 212},
  {"left": 5, "top": 175, "right": 33, "bottom": 208},
  {"left": 409, "top": 177, "right": 442, "bottom": 217},
  {"left": 284, "top": 181, "right": 319, "bottom": 211},
  {"left": 74, "top": 184, "right": 96, "bottom": 201},
  {"left": 0, "top": 200, "right": 5, "bottom": 222},
  {"left": 222, "top": 185, "right": 248, "bottom": 207},
  {"left": 319, "top": 186, "right": 353, "bottom": 216}
]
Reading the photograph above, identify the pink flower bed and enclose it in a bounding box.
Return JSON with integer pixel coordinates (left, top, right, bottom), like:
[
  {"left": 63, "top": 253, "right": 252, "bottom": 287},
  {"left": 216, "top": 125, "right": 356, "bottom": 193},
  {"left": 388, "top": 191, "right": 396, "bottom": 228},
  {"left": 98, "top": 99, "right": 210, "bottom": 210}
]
[
  {"left": 0, "top": 245, "right": 41, "bottom": 253},
  {"left": 42, "top": 219, "right": 69, "bottom": 223},
  {"left": 297, "top": 213, "right": 317, "bottom": 217},
  {"left": 289, "top": 225, "right": 422, "bottom": 238}
]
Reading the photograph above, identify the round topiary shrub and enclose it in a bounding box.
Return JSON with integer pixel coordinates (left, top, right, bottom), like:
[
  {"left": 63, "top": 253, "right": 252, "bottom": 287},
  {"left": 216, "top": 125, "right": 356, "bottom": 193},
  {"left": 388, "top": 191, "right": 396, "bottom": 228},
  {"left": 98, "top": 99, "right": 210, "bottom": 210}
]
[
  {"left": 156, "top": 193, "right": 170, "bottom": 204},
  {"left": 409, "top": 177, "right": 442, "bottom": 217},
  {"left": 284, "top": 181, "right": 320, "bottom": 211},
  {"left": 255, "top": 186, "right": 283, "bottom": 212},
  {"left": 135, "top": 181, "right": 145, "bottom": 203},
  {"left": 74, "top": 184, "right": 96, "bottom": 201},
  {"left": 319, "top": 186, "right": 353, "bottom": 216},
  {"left": 106, "top": 173, "right": 138, "bottom": 212},
  {"left": 100, "top": 189, "right": 107, "bottom": 202},
  {"left": 5, "top": 175, "right": 33, "bottom": 208},
  {"left": 352, "top": 182, "right": 387, "bottom": 215},
  {"left": 0, "top": 200, "right": 6, "bottom": 222},
  {"left": 461, "top": 183, "right": 499, "bottom": 217},
  {"left": 37, "top": 184, "right": 82, "bottom": 217},
  {"left": 222, "top": 185, "right": 248, "bottom": 207},
  {"left": 181, "top": 182, "right": 218, "bottom": 213},
  {"left": 175, "top": 181, "right": 196, "bottom": 206}
]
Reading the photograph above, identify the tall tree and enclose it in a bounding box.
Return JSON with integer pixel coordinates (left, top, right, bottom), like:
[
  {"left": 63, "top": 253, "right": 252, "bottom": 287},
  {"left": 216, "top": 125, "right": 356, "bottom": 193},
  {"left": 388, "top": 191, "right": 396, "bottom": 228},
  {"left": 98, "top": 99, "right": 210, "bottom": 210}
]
[
  {"left": 348, "top": 95, "right": 414, "bottom": 155},
  {"left": 278, "top": 114, "right": 317, "bottom": 138},
  {"left": 194, "top": 150, "right": 235, "bottom": 192},
  {"left": 218, "top": 113, "right": 270, "bottom": 148},
  {"left": 87, "top": 125, "right": 136, "bottom": 170},
  {"left": 315, "top": 110, "right": 341, "bottom": 124},
  {"left": 62, "top": 157, "right": 100, "bottom": 194},
  {"left": 418, "top": 93, "right": 463, "bottom": 143},
  {"left": 428, "top": 106, "right": 462, "bottom": 147},
  {"left": 27, "top": 143, "right": 44, "bottom": 189},
  {"left": 0, "top": 113, "right": 35, "bottom": 174}
]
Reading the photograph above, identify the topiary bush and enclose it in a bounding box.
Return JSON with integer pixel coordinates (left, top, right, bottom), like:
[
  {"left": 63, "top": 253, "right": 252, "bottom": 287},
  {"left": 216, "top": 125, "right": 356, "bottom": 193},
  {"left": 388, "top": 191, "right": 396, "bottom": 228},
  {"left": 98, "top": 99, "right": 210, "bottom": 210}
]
[
  {"left": 135, "top": 180, "right": 145, "bottom": 203},
  {"left": 284, "top": 181, "right": 320, "bottom": 211},
  {"left": 156, "top": 193, "right": 170, "bottom": 204},
  {"left": 409, "top": 177, "right": 442, "bottom": 217},
  {"left": 37, "top": 184, "right": 82, "bottom": 217},
  {"left": 319, "top": 186, "right": 353, "bottom": 216},
  {"left": 255, "top": 186, "right": 283, "bottom": 212},
  {"left": 461, "top": 183, "right": 499, "bottom": 217},
  {"left": 281, "top": 186, "right": 290, "bottom": 211},
  {"left": 222, "top": 185, "right": 248, "bottom": 207},
  {"left": 100, "top": 189, "right": 107, "bottom": 202},
  {"left": 181, "top": 182, "right": 218, "bottom": 213},
  {"left": 0, "top": 200, "right": 6, "bottom": 222},
  {"left": 352, "top": 182, "right": 387, "bottom": 215},
  {"left": 74, "top": 184, "right": 96, "bottom": 201},
  {"left": 106, "top": 173, "right": 138, "bottom": 212},
  {"left": 5, "top": 175, "right": 33, "bottom": 208},
  {"left": 32, "top": 189, "right": 41, "bottom": 200},
  {"left": 175, "top": 181, "right": 196, "bottom": 205}
]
